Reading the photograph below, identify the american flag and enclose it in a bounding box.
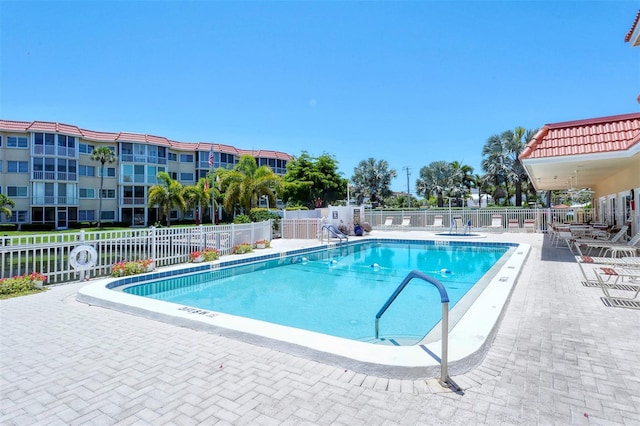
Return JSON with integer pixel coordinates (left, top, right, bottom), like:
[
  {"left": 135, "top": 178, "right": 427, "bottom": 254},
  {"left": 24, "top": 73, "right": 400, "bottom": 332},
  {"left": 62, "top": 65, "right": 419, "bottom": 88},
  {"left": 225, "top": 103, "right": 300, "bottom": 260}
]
[{"left": 208, "top": 145, "right": 214, "bottom": 168}]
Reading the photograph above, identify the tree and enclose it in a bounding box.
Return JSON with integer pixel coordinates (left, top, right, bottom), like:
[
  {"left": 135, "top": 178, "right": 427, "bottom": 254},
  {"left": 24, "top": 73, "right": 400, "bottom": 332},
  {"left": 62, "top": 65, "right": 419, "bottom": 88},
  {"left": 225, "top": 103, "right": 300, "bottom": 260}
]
[
  {"left": 415, "top": 161, "right": 455, "bottom": 207},
  {"left": 449, "top": 161, "right": 475, "bottom": 207},
  {"left": 0, "top": 194, "right": 15, "bottom": 220},
  {"left": 350, "top": 158, "right": 397, "bottom": 208},
  {"left": 147, "top": 172, "right": 186, "bottom": 226},
  {"left": 481, "top": 127, "right": 538, "bottom": 206},
  {"left": 182, "top": 177, "right": 214, "bottom": 223},
  {"left": 221, "top": 155, "right": 282, "bottom": 215},
  {"left": 282, "top": 152, "right": 347, "bottom": 208},
  {"left": 90, "top": 146, "right": 117, "bottom": 227}
]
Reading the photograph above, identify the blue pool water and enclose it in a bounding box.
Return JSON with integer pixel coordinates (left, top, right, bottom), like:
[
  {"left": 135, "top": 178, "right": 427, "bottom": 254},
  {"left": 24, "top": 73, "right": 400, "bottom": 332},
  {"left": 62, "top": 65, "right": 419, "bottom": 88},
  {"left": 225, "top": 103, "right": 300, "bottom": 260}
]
[{"left": 124, "top": 241, "right": 508, "bottom": 343}]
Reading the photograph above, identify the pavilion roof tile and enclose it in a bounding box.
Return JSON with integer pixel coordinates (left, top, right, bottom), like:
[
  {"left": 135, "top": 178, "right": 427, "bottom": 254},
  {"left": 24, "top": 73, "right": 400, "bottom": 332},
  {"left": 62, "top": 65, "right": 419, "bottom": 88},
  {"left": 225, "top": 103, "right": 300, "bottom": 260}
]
[
  {"left": 519, "top": 112, "right": 640, "bottom": 160},
  {"left": 625, "top": 9, "right": 640, "bottom": 42}
]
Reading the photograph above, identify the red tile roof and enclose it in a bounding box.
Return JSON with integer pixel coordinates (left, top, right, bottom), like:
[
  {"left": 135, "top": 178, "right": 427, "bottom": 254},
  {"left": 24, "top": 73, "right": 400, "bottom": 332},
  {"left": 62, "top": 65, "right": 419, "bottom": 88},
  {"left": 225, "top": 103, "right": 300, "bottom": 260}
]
[
  {"left": 0, "top": 119, "right": 292, "bottom": 161},
  {"left": 625, "top": 9, "right": 640, "bottom": 42},
  {"left": 519, "top": 112, "right": 640, "bottom": 160}
]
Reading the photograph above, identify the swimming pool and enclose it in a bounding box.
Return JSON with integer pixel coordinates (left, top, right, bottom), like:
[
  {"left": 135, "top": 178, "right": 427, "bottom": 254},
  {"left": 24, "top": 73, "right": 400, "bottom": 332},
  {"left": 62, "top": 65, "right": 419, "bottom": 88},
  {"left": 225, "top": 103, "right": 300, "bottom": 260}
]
[
  {"left": 123, "top": 242, "right": 508, "bottom": 344},
  {"left": 77, "top": 236, "right": 530, "bottom": 378}
]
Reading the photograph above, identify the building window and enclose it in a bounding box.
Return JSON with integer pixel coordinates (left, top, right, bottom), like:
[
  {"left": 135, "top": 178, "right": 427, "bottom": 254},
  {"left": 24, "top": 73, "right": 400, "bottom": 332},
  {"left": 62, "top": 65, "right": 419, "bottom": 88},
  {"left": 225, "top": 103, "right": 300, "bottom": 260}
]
[
  {"left": 79, "top": 188, "right": 95, "bottom": 198},
  {"left": 7, "top": 186, "right": 28, "bottom": 197},
  {"left": 98, "top": 167, "right": 116, "bottom": 177},
  {"left": 79, "top": 165, "right": 95, "bottom": 176},
  {"left": 58, "top": 135, "right": 76, "bottom": 148},
  {"left": 101, "top": 189, "right": 116, "bottom": 199},
  {"left": 179, "top": 154, "right": 193, "bottom": 163},
  {"left": 8, "top": 161, "right": 28, "bottom": 173},
  {"left": 168, "top": 152, "right": 177, "bottom": 161},
  {"left": 7, "top": 136, "right": 28, "bottom": 148},
  {"left": 79, "top": 210, "right": 96, "bottom": 221},
  {"left": 79, "top": 143, "right": 94, "bottom": 154},
  {"left": 100, "top": 211, "right": 116, "bottom": 221},
  {"left": 6, "top": 210, "right": 28, "bottom": 223},
  {"left": 180, "top": 172, "right": 194, "bottom": 181}
]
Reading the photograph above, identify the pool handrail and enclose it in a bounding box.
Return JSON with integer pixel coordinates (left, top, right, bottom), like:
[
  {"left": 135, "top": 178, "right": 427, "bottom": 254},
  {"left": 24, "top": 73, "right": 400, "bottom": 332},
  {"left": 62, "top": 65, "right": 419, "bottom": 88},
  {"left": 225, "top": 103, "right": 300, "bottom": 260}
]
[
  {"left": 321, "top": 224, "right": 348, "bottom": 244},
  {"left": 375, "top": 270, "right": 460, "bottom": 391}
]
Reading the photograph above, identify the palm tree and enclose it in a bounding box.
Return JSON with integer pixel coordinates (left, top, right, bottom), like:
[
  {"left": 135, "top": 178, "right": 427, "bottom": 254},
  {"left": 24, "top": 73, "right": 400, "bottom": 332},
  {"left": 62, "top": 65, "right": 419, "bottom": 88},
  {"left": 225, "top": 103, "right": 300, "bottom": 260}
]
[
  {"left": 416, "top": 161, "right": 455, "bottom": 207},
  {"left": 0, "top": 194, "right": 15, "bottom": 220},
  {"left": 147, "top": 172, "right": 186, "bottom": 226},
  {"left": 90, "top": 146, "right": 117, "bottom": 227},
  {"left": 507, "top": 127, "right": 538, "bottom": 207},
  {"left": 350, "top": 158, "right": 397, "bottom": 208},
  {"left": 449, "top": 161, "right": 474, "bottom": 207},
  {"left": 182, "top": 177, "right": 214, "bottom": 223},
  {"left": 481, "top": 128, "right": 538, "bottom": 206},
  {"left": 221, "top": 155, "right": 282, "bottom": 215}
]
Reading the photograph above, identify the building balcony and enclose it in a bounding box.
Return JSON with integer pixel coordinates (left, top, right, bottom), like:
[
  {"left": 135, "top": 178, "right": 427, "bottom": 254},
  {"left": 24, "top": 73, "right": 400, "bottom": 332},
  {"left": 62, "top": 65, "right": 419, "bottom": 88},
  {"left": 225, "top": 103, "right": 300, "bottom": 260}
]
[
  {"left": 32, "top": 171, "right": 77, "bottom": 181},
  {"left": 121, "top": 197, "right": 146, "bottom": 205},
  {"left": 32, "top": 146, "right": 77, "bottom": 158},
  {"left": 31, "top": 196, "right": 79, "bottom": 205}
]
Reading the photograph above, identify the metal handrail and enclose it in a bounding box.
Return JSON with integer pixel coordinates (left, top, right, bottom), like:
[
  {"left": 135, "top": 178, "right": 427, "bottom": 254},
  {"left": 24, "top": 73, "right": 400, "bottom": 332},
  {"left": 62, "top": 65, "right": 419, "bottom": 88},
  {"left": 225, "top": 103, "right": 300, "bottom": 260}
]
[
  {"left": 375, "top": 270, "right": 459, "bottom": 390},
  {"left": 321, "top": 225, "right": 348, "bottom": 244}
]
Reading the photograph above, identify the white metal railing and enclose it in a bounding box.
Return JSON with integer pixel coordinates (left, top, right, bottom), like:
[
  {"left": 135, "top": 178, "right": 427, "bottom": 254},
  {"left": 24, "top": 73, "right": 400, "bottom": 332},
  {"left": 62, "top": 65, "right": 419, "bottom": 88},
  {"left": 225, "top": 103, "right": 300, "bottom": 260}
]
[
  {"left": 364, "top": 208, "right": 596, "bottom": 233},
  {"left": 0, "top": 221, "right": 271, "bottom": 284}
]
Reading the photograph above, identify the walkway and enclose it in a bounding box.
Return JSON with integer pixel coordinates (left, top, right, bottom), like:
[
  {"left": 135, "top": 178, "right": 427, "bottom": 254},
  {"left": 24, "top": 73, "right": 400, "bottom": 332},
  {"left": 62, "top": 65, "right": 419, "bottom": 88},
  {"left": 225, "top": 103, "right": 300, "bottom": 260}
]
[{"left": 1, "top": 232, "right": 639, "bottom": 425}]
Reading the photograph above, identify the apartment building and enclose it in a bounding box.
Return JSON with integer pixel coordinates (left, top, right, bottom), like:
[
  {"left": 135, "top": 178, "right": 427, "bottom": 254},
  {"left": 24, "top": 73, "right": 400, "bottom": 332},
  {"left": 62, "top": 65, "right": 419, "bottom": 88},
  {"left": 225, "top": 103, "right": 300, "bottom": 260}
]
[{"left": 0, "top": 120, "right": 291, "bottom": 229}]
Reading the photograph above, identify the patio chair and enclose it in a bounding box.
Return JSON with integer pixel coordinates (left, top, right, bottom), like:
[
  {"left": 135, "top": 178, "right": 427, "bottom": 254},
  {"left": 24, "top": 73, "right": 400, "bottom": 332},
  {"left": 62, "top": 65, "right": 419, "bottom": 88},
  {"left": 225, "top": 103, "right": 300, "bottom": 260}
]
[
  {"left": 429, "top": 215, "right": 444, "bottom": 230},
  {"left": 382, "top": 217, "right": 394, "bottom": 227},
  {"left": 575, "top": 232, "right": 640, "bottom": 258},
  {"left": 574, "top": 254, "right": 640, "bottom": 286},
  {"left": 400, "top": 217, "right": 411, "bottom": 228},
  {"left": 508, "top": 219, "right": 520, "bottom": 232},
  {"left": 484, "top": 215, "right": 503, "bottom": 232},
  {"left": 449, "top": 216, "right": 464, "bottom": 234},
  {"left": 593, "top": 266, "right": 640, "bottom": 300},
  {"left": 523, "top": 219, "right": 536, "bottom": 233}
]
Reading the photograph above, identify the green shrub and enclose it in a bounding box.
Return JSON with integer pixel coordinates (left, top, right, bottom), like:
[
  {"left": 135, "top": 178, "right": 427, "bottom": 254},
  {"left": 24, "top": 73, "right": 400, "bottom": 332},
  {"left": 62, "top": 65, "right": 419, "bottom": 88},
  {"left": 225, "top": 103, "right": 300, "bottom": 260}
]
[
  {"left": 111, "top": 259, "right": 154, "bottom": 277},
  {"left": 231, "top": 243, "right": 253, "bottom": 254},
  {"left": 233, "top": 215, "right": 251, "bottom": 224},
  {"left": 0, "top": 272, "right": 46, "bottom": 298}
]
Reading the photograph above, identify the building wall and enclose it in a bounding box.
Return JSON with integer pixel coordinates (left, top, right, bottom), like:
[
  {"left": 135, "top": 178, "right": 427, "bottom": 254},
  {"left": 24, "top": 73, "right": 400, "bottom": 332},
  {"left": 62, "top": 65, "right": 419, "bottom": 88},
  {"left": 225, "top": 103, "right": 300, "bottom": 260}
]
[{"left": 0, "top": 122, "right": 291, "bottom": 228}]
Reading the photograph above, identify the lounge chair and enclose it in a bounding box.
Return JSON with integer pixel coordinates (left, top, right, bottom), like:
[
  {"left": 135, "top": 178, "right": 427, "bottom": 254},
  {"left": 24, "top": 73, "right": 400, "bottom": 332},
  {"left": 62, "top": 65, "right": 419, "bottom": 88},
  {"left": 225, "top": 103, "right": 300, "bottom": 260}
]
[
  {"left": 593, "top": 266, "right": 640, "bottom": 300},
  {"left": 430, "top": 215, "right": 444, "bottom": 230},
  {"left": 484, "top": 215, "right": 503, "bottom": 232},
  {"left": 523, "top": 219, "right": 536, "bottom": 233},
  {"left": 567, "top": 225, "right": 631, "bottom": 254},
  {"left": 400, "top": 217, "right": 411, "bottom": 228},
  {"left": 508, "top": 219, "right": 520, "bottom": 232},
  {"left": 450, "top": 216, "right": 464, "bottom": 234},
  {"left": 574, "top": 254, "right": 640, "bottom": 286},
  {"left": 382, "top": 217, "right": 394, "bottom": 227},
  {"left": 575, "top": 232, "right": 640, "bottom": 258}
]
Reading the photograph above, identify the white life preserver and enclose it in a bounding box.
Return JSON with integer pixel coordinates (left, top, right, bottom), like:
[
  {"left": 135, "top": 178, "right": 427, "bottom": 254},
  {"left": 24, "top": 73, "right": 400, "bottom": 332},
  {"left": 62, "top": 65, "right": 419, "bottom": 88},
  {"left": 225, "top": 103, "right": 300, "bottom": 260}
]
[{"left": 69, "top": 245, "right": 98, "bottom": 271}]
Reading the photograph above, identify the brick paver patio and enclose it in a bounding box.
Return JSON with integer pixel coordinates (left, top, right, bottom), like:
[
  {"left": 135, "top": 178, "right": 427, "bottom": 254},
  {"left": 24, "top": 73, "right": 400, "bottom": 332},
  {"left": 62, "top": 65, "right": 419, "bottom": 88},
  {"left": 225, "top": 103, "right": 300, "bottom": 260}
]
[{"left": 1, "top": 232, "right": 639, "bottom": 425}]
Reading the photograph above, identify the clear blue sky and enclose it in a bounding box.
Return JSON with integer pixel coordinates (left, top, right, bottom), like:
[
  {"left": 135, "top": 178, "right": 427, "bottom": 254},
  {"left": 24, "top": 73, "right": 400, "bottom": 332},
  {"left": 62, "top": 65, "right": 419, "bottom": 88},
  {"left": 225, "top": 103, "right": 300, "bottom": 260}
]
[{"left": 1, "top": 1, "right": 639, "bottom": 193}]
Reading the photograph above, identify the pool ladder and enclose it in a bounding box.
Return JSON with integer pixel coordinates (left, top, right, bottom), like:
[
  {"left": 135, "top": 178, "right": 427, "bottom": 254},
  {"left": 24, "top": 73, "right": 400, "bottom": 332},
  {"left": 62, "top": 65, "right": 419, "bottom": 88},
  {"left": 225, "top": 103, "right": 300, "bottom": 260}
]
[
  {"left": 321, "top": 225, "right": 348, "bottom": 245},
  {"left": 375, "top": 270, "right": 461, "bottom": 392}
]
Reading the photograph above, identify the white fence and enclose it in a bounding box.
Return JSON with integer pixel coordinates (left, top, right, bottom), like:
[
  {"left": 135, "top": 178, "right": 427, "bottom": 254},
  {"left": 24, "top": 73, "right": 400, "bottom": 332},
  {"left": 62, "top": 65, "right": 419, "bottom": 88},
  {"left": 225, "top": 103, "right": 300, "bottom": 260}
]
[
  {"left": 364, "top": 208, "right": 596, "bottom": 232},
  {"left": 279, "top": 208, "right": 597, "bottom": 238},
  {"left": 0, "top": 221, "right": 272, "bottom": 283}
]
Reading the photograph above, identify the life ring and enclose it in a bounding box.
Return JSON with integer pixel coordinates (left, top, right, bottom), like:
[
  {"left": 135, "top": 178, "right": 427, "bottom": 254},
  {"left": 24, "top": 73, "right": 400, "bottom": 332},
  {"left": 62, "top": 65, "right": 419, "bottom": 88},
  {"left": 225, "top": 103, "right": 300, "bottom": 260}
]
[{"left": 69, "top": 245, "right": 98, "bottom": 271}]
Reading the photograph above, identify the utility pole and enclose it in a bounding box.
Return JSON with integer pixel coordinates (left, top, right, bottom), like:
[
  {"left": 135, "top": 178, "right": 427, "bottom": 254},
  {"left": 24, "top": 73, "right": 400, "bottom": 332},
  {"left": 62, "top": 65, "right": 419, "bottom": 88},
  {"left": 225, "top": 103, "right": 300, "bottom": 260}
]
[{"left": 403, "top": 167, "right": 411, "bottom": 208}]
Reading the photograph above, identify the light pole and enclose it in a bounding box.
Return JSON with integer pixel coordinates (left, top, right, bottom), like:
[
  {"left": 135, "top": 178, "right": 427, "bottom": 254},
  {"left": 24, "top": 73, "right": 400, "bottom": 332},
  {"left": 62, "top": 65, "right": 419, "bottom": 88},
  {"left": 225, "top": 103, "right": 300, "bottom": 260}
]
[{"left": 402, "top": 167, "right": 411, "bottom": 208}]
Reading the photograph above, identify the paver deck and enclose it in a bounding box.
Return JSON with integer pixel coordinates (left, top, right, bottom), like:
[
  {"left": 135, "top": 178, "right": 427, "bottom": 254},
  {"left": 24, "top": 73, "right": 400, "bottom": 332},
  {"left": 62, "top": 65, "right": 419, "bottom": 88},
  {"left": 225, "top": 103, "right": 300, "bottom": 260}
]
[{"left": 1, "top": 232, "right": 639, "bottom": 425}]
